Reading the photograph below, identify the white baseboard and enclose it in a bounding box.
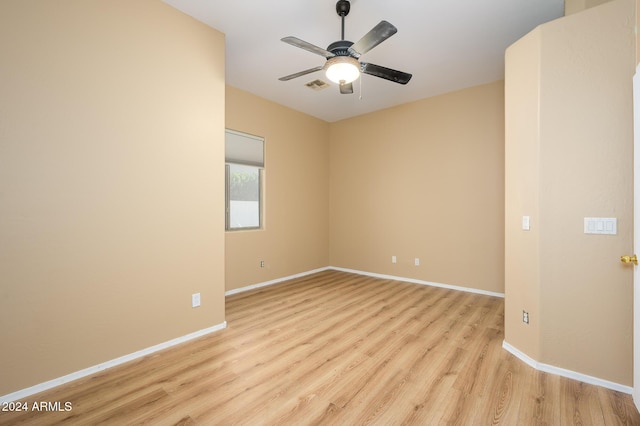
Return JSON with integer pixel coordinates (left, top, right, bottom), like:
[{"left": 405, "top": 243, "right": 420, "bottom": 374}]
[
  {"left": 330, "top": 266, "right": 505, "bottom": 298},
  {"left": 225, "top": 267, "right": 332, "bottom": 296},
  {"left": 225, "top": 266, "right": 504, "bottom": 299},
  {"left": 502, "top": 340, "right": 633, "bottom": 394},
  {"left": 0, "top": 321, "right": 227, "bottom": 403}
]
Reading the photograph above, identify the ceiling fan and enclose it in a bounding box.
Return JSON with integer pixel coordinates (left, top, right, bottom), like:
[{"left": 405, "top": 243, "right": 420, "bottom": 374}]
[{"left": 278, "top": 0, "right": 412, "bottom": 94}]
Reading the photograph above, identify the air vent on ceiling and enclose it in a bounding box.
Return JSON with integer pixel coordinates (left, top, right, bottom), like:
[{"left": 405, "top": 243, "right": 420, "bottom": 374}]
[{"left": 305, "top": 79, "right": 330, "bottom": 91}]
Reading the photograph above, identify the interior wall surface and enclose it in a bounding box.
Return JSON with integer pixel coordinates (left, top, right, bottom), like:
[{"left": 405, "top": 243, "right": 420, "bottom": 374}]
[
  {"left": 505, "top": 0, "right": 635, "bottom": 386},
  {"left": 539, "top": 0, "right": 634, "bottom": 385},
  {"left": 0, "top": 0, "right": 226, "bottom": 395},
  {"left": 329, "top": 81, "right": 505, "bottom": 294},
  {"left": 565, "top": 0, "right": 615, "bottom": 15},
  {"left": 504, "top": 29, "right": 542, "bottom": 360},
  {"left": 225, "top": 86, "right": 330, "bottom": 292}
]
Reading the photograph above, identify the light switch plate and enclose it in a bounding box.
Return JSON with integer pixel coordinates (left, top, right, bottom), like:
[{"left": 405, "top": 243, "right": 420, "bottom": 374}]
[
  {"left": 192, "top": 293, "right": 201, "bottom": 308},
  {"left": 522, "top": 216, "right": 530, "bottom": 231},
  {"left": 584, "top": 217, "right": 617, "bottom": 235}
]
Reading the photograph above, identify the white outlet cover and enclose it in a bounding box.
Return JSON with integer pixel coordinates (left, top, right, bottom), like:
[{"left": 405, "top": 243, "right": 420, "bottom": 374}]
[{"left": 414, "top": 258, "right": 420, "bottom": 266}]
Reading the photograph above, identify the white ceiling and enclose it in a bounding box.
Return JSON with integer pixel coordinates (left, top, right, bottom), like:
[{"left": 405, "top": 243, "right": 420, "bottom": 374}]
[{"left": 164, "top": 0, "right": 564, "bottom": 122}]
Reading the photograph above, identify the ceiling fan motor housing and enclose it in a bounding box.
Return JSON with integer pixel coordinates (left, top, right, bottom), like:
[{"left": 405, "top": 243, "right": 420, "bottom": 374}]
[{"left": 327, "top": 40, "right": 354, "bottom": 57}]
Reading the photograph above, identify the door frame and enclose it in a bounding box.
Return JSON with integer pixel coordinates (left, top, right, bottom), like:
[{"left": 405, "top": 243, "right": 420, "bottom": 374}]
[{"left": 632, "top": 65, "right": 640, "bottom": 410}]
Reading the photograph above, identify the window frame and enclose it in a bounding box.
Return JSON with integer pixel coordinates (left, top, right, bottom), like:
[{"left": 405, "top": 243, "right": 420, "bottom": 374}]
[
  {"left": 225, "top": 129, "right": 264, "bottom": 232},
  {"left": 225, "top": 163, "right": 263, "bottom": 231}
]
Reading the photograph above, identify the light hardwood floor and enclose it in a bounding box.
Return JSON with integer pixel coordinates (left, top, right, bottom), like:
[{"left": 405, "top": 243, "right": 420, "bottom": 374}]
[{"left": 2, "top": 270, "right": 639, "bottom": 425}]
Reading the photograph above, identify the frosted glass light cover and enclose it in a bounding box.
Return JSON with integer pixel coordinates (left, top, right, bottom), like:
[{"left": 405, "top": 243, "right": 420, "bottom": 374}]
[{"left": 325, "top": 56, "right": 360, "bottom": 84}]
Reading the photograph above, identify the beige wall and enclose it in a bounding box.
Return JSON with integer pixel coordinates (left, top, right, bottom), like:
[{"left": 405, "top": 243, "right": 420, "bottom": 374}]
[
  {"left": 329, "top": 81, "right": 505, "bottom": 294},
  {"left": 504, "top": 30, "right": 542, "bottom": 360},
  {"left": 565, "top": 0, "right": 615, "bottom": 15},
  {"left": 505, "top": 0, "right": 635, "bottom": 385},
  {"left": 225, "top": 87, "right": 330, "bottom": 291},
  {"left": 0, "top": 0, "right": 226, "bottom": 396}
]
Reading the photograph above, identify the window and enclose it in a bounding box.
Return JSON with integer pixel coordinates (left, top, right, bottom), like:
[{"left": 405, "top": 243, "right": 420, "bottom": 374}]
[
  {"left": 226, "top": 163, "right": 261, "bottom": 229},
  {"left": 225, "top": 129, "right": 264, "bottom": 230}
]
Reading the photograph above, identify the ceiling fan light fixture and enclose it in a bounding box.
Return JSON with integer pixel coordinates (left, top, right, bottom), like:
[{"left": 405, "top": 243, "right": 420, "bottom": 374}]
[{"left": 325, "top": 56, "right": 360, "bottom": 84}]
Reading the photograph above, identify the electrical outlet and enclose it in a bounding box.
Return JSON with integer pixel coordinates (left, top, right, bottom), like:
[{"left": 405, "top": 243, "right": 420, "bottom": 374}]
[
  {"left": 192, "top": 293, "right": 201, "bottom": 308},
  {"left": 523, "top": 310, "right": 529, "bottom": 324},
  {"left": 392, "top": 256, "right": 397, "bottom": 264},
  {"left": 260, "top": 260, "right": 265, "bottom": 268},
  {"left": 414, "top": 258, "right": 420, "bottom": 266}
]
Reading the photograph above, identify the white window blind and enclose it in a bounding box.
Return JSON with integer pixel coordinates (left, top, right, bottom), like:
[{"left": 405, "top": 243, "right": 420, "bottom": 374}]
[{"left": 225, "top": 129, "right": 264, "bottom": 167}]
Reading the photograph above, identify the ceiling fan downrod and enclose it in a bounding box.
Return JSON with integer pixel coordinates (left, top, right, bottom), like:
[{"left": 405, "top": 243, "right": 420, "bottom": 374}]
[{"left": 336, "top": 0, "right": 350, "bottom": 40}]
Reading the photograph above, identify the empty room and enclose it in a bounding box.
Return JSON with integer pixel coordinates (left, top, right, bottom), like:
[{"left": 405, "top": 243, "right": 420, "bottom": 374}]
[{"left": 2, "top": 0, "right": 640, "bottom": 424}]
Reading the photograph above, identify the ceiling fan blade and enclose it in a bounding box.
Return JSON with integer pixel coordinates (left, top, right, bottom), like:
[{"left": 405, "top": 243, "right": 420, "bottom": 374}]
[
  {"left": 361, "top": 62, "right": 412, "bottom": 85},
  {"left": 278, "top": 65, "right": 324, "bottom": 81},
  {"left": 281, "top": 36, "right": 335, "bottom": 58},
  {"left": 348, "top": 21, "right": 397, "bottom": 58},
  {"left": 339, "top": 82, "right": 353, "bottom": 94}
]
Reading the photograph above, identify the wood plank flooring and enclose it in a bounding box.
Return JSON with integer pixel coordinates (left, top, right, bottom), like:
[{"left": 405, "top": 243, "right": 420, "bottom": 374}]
[{"left": 2, "top": 270, "right": 639, "bottom": 425}]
